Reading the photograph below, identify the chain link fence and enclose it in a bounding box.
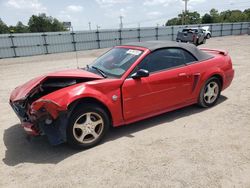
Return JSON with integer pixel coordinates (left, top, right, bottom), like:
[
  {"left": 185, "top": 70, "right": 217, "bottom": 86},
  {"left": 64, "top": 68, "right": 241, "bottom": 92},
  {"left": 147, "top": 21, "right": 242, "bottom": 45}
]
[{"left": 0, "top": 22, "right": 249, "bottom": 59}]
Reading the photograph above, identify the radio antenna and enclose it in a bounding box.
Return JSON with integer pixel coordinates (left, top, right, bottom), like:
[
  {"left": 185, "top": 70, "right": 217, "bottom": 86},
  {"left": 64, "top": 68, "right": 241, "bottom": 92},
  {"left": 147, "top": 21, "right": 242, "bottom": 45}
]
[{"left": 71, "top": 26, "right": 79, "bottom": 69}]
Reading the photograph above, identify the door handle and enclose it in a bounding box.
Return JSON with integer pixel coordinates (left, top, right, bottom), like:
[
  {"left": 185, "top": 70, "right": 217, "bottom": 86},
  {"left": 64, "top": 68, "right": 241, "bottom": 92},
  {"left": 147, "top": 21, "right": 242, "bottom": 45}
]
[{"left": 178, "top": 73, "right": 188, "bottom": 77}]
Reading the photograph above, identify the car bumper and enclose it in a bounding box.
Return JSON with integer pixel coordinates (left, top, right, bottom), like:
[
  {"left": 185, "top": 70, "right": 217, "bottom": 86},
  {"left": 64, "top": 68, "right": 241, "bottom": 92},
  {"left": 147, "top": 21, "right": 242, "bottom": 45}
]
[
  {"left": 21, "top": 122, "right": 40, "bottom": 136},
  {"left": 223, "top": 69, "right": 235, "bottom": 90},
  {"left": 9, "top": 99, "right": 67, "bottom": 145}
]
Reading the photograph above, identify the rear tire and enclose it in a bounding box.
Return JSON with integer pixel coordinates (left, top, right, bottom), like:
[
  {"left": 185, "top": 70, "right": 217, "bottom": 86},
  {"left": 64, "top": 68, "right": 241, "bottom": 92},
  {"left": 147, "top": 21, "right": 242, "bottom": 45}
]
[
  {"left": 67, "top": 104, "right": 110, "bottom": 149},
  {"left": 202, "top": 38, "right": 206, "bottom": 44},
  {"left": 198, "top": 77, "right": 221, "bottom": 108},
  {"left": 206, "top": 33, "right": 211, "bottom": 39}
]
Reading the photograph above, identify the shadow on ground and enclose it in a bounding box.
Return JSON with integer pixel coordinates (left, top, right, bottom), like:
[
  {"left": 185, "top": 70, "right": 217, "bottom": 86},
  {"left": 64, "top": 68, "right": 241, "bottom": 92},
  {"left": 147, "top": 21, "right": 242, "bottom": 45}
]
[{"left": 3, "top": 96, "right": 227, "bottom": 166}]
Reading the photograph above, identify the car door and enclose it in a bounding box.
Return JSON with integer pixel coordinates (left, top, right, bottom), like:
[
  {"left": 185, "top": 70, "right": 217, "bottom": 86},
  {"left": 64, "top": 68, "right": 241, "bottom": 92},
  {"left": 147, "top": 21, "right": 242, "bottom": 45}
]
[{"left": 122, "top": 48, "right": 196, "bottom": 122}]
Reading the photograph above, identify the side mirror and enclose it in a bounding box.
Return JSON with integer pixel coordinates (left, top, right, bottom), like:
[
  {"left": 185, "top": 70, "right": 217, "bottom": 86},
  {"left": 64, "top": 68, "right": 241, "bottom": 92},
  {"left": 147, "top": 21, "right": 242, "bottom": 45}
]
[{"left": 131, "top": 69, "right": 149, "bottom": 79}]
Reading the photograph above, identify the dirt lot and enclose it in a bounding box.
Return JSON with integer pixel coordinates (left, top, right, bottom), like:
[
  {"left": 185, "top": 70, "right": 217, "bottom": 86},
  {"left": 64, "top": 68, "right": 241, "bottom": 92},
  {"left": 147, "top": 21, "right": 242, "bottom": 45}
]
[{"left": 0, "top": 35, "right": 250, "bottom": 188}]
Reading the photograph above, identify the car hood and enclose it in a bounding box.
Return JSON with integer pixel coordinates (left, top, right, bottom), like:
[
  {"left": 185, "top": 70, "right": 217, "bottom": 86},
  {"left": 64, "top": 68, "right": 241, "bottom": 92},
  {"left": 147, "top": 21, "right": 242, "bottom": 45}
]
[{"left": 10, "top": 69, "right": 102, "bottom": 102}]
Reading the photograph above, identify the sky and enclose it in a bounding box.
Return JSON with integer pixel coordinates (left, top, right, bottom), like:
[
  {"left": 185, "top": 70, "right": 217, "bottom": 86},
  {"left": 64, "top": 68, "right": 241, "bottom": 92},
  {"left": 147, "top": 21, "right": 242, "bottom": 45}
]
[{"left": 0, "top": 0, "right": 249, "bottom": 31}]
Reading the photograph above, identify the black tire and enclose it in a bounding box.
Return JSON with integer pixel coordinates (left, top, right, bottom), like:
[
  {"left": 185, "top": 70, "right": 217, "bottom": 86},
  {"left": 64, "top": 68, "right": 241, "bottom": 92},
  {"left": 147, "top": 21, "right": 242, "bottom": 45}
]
[
  {"left": 67, "top": 104, "right": 110, "bottom": 149},
  {"left": 202, "top": 38, "right": 206, "bottom": 44},
  {"left": 198, "top": 77, "right": 221, "bottom": 108},
  {"left": 206, "top": 33, "right": 211, "bottom": 39},
  {"left": 195, "top": 39, "right": 199, "bottom": 46}
]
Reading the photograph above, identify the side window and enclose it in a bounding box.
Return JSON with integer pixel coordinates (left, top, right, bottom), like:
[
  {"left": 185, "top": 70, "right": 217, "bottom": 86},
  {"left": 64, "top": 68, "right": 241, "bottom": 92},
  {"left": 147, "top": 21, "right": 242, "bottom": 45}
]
[
  {"left": 181, "top": 50, "right": 197, "bottom": 64},
  {"left": 138, "top": 48, "right": 187, "bottom": 73}
]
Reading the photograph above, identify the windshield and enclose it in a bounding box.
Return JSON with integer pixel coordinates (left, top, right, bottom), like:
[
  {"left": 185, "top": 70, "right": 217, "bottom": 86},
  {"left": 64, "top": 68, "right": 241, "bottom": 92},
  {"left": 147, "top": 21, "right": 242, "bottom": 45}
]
[{"left": 88, "top": 47, "right": 143, "bottom": 78}]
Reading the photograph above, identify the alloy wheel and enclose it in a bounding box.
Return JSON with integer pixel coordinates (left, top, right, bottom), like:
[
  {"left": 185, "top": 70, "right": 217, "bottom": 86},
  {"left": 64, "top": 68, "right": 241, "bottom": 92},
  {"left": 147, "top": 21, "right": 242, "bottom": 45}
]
[
  {"left": 73, "top": 112, "right": 104, "bottom": 144},
  {"left": 203, "top": 81, "right": 219, "bottom": 104}
]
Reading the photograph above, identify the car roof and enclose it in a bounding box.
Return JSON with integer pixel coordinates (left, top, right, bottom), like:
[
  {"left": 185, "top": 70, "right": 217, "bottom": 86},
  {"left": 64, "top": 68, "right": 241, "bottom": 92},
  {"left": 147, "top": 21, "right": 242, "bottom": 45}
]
[
  {"left": 124, "top": 40, "right": 213, "bottom": 61},
  {"left": 184, "top": 28, "right": 199, "bottom": 30}
]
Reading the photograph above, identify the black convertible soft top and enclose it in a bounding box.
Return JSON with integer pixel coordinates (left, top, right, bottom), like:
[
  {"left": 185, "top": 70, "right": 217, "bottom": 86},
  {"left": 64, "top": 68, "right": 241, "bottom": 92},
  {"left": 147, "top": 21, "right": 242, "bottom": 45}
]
[{"left": 124, "top": 40, "right": 213, "bottom": 61}]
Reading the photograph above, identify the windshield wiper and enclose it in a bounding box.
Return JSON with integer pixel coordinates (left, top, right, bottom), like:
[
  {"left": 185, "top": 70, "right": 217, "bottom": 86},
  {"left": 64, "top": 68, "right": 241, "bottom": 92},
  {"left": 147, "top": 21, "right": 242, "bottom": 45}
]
[{"left": 91, "top": 66, "right": 107, "bottom": 78}]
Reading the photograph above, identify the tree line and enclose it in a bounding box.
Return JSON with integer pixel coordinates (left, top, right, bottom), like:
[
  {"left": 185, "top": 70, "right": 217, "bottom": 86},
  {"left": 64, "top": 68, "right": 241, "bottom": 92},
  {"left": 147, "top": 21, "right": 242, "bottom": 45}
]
[
  {"left": 1, "top": 9, "right": 250, "bottom": 34},
  {"left": 166, "top": 8, "right": 250, "bottom": 26},
  {"left": 0, "top": 13, "right": 67, "bottom": 34}
]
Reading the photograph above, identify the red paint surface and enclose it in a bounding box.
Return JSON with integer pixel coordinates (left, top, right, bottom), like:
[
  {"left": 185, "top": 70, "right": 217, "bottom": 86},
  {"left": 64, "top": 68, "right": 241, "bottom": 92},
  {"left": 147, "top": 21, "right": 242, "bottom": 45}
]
[
  {"left": 10, "top": 69, "right": 102, "bottom": 102},
  {"left": 10, "top": 46, "right": 234, "bottom": 130}
]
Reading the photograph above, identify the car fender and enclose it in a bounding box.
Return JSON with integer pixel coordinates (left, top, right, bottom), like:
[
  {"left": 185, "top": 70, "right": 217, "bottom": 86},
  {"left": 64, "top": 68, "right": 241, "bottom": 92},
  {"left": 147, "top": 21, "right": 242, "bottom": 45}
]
[
  {"left": 32, "top": 83, "right": 124, "bottom": 126},
  {"left": 199, "top": 67, "right": 225, "bottom": 91}
]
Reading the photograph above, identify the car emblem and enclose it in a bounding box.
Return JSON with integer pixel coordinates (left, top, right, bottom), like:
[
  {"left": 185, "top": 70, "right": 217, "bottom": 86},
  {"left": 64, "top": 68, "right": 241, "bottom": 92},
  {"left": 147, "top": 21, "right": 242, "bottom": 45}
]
[{"left": 112, "top": 95, "right": 118, "bottom": 101}]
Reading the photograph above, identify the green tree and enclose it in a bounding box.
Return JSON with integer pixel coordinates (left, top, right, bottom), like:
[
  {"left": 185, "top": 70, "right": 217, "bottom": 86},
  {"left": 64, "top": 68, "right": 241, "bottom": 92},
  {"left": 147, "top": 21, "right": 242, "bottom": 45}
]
[
  {"left": 210, "top": 8, "right": 221, "bottom": 23},
  {"left": 244, "top": 8, "right": 250, "bottom": 21},
  {"left": 51, "top": 19, "right": 66, "bottom": 31},
  {"left": 11, "top": 21, "right": 29, "bottom": 33},
  {"left": 185, "top": 11, "right": 201, "bottom": 24},
  {"left": 166, "top": 11, "right": 201, "bottom": 26},
  {"left": 28, "top": 13, "right": 66, "bottom": 32},
  {"left": 202, "top": 13, "right": 213, "bottom": 23},
  {"left": 166, "top": 8, "right": 250, "bottom": 26},
  {"left": 0, "top": 18, "right": 9, "bottom": 34},
  {"left": 220, "top": 10, "right": 231, "bottom": 22},
  {"left": 166, "top": 17, "right": 182, "bottom": 26},
  {"left": 229, "top": 10, "right": 245, "bottom": 22}
]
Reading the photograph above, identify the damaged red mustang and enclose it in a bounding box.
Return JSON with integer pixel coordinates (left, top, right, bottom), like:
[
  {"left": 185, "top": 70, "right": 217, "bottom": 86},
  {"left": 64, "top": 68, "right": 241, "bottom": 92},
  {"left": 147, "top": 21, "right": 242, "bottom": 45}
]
[{"left": 10, "top": 41, "right": 234, "bottom": 149}]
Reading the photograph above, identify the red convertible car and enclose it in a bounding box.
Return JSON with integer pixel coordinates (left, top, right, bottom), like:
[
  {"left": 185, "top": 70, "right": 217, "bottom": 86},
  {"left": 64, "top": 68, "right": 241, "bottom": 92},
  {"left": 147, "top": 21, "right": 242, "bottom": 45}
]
[{"left": 10, "top": 41, "right": 234, "bottom": 149}]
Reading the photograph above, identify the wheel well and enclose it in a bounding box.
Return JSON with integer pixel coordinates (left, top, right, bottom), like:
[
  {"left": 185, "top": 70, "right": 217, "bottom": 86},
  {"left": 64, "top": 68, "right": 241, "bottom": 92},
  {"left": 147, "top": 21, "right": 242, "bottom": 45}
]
[
  {"left": 68, "top": 97, "right": 113, "bottom": 126},
  {"left": 212, "top": 74, "right": 223, "bottom": 88}
]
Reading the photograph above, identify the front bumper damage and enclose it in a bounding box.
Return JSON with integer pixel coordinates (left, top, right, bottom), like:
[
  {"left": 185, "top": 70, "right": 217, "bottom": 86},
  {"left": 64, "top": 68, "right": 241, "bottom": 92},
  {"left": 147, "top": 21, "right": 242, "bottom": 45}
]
[{"left": 10, "top": 99, "right": 69, "bottom": 145}]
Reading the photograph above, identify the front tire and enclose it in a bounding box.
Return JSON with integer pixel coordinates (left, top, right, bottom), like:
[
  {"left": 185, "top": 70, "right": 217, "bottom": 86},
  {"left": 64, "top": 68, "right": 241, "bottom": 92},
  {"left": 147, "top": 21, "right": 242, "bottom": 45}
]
[
  {"left": 198, "top": 77, "right": 221, "bottom": 108},
  {"left": 206, "top": 33, "right": 211, "bottom": 39},
  {"left": 67, "top": 104, "right": 110, "bottom": 149}
]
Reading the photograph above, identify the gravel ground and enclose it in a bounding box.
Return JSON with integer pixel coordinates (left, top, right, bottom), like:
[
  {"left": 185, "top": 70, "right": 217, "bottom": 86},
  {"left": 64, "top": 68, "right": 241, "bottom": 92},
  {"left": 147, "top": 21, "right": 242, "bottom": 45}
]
[{"left": 0, "top": 35, "right": 250, "bottom": 188}]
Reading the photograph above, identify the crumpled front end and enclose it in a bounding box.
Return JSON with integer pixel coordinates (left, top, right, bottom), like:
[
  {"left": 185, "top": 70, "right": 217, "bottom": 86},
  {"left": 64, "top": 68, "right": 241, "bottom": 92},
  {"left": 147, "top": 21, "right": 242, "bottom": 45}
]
[
  {"left": 9, "top": 70, "right": 103, "bottom": 145},
  {"left": 9, "top": 97, "right": 69, "bottom": 145}
]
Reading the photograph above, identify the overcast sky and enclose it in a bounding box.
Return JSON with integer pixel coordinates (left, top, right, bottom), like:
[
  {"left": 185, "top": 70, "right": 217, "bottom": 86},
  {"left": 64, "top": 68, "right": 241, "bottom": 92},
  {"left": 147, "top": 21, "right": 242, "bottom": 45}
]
[{"left": 0, "top": 0, "right": 249, "bottom": 30}]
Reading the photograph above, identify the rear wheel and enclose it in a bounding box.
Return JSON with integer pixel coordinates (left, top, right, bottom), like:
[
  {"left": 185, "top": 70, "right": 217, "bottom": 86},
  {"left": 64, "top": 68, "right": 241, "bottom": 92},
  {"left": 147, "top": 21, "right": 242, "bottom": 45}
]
[
  {"left": 206, "top": 33, "right": 211, "bottom": 39},
  {"left": 67, "top": 104, "right": 110, "bottom": 149},
  {"left": 198, "top": 77, "right": 221, "bottom": 107},
  {"left": 202, "top": 38, "right": 206, "bottom": 44}
]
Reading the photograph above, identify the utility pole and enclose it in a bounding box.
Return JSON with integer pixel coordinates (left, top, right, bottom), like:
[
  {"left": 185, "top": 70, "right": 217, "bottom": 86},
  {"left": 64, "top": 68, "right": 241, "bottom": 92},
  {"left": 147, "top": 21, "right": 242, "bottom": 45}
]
[
  {"left": 182, "top": 0, "right": 189, "bottom": 25},
  {"left": 96, "top": 25, "right": 100, "bottom": 31},
  {"left": 119, "top": 15, "right": 123, "bottom": 29},
  {"left": 182, "top": 10, "right": 184, "bottom": 25},
  {"left": 88, "top": 22, "right": 92, "bottom": 31}
]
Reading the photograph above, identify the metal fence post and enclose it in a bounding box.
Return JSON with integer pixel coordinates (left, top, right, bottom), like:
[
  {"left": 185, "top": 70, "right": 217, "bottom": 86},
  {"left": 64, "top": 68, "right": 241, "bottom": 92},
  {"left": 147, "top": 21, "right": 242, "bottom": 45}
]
[
  {"left": 71, "top": 32, "right": 77, "bottom": 51},
  {"left": 9, "top": 33, "right": 17, "bottom": 57},
  {"left": 221, "top": 23, "right": 223, "bottom": 36},
  {"left": 155, "top": 26, "right": 159, "bottom": 40},
  {"left": 240, "top": 23, "right": 243, "bottom": 35},
  {"left": 119, "top": 29, "right": 122, "bottom": 45},
  {"left": 42, "top": 33, "right": 49, "bottom": 54},
  {"left": 96, "top": 30, "right": 101, "bottom": 49},
  {"left": 171, "top": 26, "right": 174, "bottom": 41},
  {"left": 138, "top": 28, "right": 141, "bottom": 42},
  {"left": 210, "top": 24, "right": 213, "bottom": 36},
  {"left": 231, "top": 23, "right": 234, "bottom": 35}
]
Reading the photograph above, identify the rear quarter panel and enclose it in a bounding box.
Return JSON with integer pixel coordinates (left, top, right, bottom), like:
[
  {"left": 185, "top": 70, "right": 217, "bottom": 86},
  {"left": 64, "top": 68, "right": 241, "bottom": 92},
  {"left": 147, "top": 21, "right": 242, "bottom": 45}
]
[{"left": 187, "top": 52, "right": 234, "bottom": 101}]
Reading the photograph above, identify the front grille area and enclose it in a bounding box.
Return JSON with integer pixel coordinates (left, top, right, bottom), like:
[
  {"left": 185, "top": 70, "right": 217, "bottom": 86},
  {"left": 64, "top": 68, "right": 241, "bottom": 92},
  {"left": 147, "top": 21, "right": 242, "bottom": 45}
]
[{"left": 10, "top": 100, "right": 27, "bottom": 119}]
